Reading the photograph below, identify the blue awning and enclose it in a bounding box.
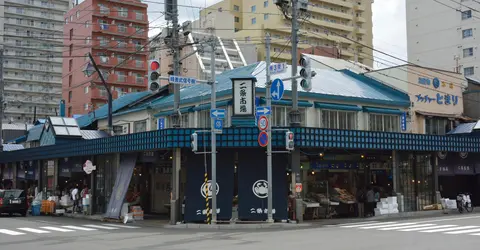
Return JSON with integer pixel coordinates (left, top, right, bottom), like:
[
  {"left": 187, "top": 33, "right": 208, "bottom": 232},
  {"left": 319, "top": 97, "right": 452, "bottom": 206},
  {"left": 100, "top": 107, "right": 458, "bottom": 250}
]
[
  {"left": 314, "top": 102, "right": 361, "bottom": 111},
  {"left": 363, "top": 107, "right": 404, "bottom": 115},
  {"left": 192, "top": 99, "right": 232, "bottom": 111},
  {"left": 259, "top": 97, "right": 312, "bottom": 107},
  {"left": 154, "top": 106, "right": 194, "bottom": 118}
]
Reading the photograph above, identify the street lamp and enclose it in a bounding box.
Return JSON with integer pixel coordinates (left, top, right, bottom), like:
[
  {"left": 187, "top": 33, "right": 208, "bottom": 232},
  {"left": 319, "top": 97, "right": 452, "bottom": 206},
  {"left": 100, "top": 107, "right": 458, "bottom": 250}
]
[{"left": 83, "top": 53, "right": 113, "bottom": 135}]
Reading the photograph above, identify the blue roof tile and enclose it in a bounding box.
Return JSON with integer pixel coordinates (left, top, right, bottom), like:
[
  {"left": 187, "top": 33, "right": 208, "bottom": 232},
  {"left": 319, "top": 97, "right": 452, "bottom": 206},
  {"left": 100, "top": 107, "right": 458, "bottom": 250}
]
[
  {"left": 2, "top": 144, "right": 24, "bottom": 151},
  {"left": 448, "top": 122, "right": 477, "bottom": 134},
  {"left": 26, "top": 124, "right": 44, "bottom": 142}
]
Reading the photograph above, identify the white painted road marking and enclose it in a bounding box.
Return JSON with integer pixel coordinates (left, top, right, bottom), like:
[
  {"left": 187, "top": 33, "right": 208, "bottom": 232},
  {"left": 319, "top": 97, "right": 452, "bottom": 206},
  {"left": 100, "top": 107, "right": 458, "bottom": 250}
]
[
  {"left": 399, "top": 224, "right": 457, "bottom": 232},
  {"left": 62, "top": 225, "right": 98, "bottom": 231},
  {"left": 378, "top": 224, "right": 436, "bottom": 231},
  {"left": 361, "top": 223, "right": 417, "bottom": 229},
  {"left": 41, "top": 226, "right": 75, "bottom": 232},
  {"left": 0, "top": 229, "right": 25, "bottom": 236},
  {"left": 18, "top": 228, "right": 50, "bottom": 234},
  {"left": 445, "top": 228, "right": 480, "bottom": 235},
  {"left": 341, "top": 222, "right": 396, "bottom": 228},
  {"left": 83, "top": 224, "right": 119, "bottom": 230},
  {"left": 102, "top": 224, "right": 140, "bottom": 229},
  {"left": 420, "top": 226, "right": 479, "bottom": 233},
  {"left": 337, "top": 221, "right": 379, "bottom": 226}
]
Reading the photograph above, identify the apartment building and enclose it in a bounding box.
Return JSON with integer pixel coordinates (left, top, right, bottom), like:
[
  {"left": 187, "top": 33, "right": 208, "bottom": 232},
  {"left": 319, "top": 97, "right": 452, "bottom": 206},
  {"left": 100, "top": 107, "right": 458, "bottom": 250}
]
[
  {"left": 406, "top": 0, "right": 479, "bottom": 77},
  {"left": 1, "top": 0, "right": 69, "bottom": 123},
  {"left": 62, "top": 0, "right": 148, "bottom": 117},
  {"left": 202, "top": 0, "right": 374, "bottom": 66},
  {"left": 149, "top": 11, "right": 257, "bottom": 85}
]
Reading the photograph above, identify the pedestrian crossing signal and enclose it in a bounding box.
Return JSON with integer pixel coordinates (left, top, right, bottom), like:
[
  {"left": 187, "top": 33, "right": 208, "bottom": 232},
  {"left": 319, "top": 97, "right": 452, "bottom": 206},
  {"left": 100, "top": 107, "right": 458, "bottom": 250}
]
[
  {"left": 191, "top": 133, "right": 198, "bottom": 152},
  {"left": 285, "top": 131, "right": 294, "bottom": 151}
]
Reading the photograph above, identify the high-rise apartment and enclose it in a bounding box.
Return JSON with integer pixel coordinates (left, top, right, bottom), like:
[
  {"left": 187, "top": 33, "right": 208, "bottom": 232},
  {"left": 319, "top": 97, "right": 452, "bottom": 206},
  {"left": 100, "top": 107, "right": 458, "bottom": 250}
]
[
  {"left": 62, "top": 0, "right": 148, "bottom": 117},
  {"left": 406, "top": 0, "right": 478, "bottom": 77},
  {"left": 1, "top": 0, "right": 69, "bottom": 124},
  {"left": 202, "top": 0, "right": 374, "bottom": 66}
]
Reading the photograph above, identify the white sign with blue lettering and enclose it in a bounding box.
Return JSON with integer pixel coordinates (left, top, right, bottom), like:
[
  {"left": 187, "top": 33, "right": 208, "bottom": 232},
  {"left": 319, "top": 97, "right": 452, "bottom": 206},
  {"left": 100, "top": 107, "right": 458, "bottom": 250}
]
[
  {"left": 269, "top": 63, "right": 286, "bottom": 74},
  {"left": 256, "top": 106, "right": 271, "bottom": 116},
  {"left": 157, "top": 117, "right": 165, "bottom": 130},
  {"left": 213, "top": 119, "right": 223, "bottom": 134},
  {"left": 169, "top": 75, "right": 197, "bottom": 85},
  {"left": 401, "top": 112, "right": 406, "bottom": 131},
  {"left": 271, "top": 78, "right": 284, "bottom": 101},
  {"left": 210, "top": 109, "right": 226, "bottom": 119}
]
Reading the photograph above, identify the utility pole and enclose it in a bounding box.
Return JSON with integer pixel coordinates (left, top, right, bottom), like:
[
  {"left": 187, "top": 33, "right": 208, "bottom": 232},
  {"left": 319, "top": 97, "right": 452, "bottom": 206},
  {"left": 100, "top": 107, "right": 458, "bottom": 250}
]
[
  {"left": 0, "top": 49, "right": 4, "bottom": 152},
  {"left": 289, "top": 0, "right": 300, "bottom": 127},
  {"left": 265, "top": 33, "right": 274, "bottom": 223},
  {"left": 172, "top": 0, "right": 181, "bottom": 127},
  {"left": 209, "top": 32, "right": 218, "bottom": 224}
]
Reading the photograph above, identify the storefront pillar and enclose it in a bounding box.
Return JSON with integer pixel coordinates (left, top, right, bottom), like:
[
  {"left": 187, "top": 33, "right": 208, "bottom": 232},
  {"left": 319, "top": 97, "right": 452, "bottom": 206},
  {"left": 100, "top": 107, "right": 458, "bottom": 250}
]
[
  {"left": 170, "top": 148, "right": 181, "bottom": 225},
  {"left": 432, "top": 152, "right": 440, "bottom": 203},
  {"left": 12, "top": 162, "right": 17, "bottom": 189},
  {"left": 291, "top": 149, "right": 303, "bottom": 222},
  {"left": 392, "top": 151, "right": 399, "bottom": 193}
]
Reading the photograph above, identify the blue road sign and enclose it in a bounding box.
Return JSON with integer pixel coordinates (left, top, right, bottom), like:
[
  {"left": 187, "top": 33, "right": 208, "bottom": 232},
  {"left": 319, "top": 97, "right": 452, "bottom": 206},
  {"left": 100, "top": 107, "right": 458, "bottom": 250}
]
[
  {"left": 254, "top": 97, "right": 260, "bottom": 126},
  {"left": 169, "top": 75, "right": 197, "bottom": 85},
  {"left": 258, "top": 131, "right": 268, "bottom": 147},
  {"left": 157, "top": 117, "right": 165, "bottom": 130},
  {"left": 210, "top": 109, "right": 226, "bottom": 119},
  {"left": 256, "top": 106, "right": 271, "bottom": 116},
  {"left": 271, "top": 78, "right": 285, "bottom": 101},
  {"left": 269, "top": 63, "right": 287, "bottom": 74},
  {"left": 213, "top": 119, "right": 223, "bottom": 134}
]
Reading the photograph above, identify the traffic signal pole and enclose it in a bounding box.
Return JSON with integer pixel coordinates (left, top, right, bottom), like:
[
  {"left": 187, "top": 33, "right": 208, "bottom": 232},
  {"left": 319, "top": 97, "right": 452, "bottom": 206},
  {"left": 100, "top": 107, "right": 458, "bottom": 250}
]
[
  {"left": 265, "top": 33, "right": 274, "bottom": 223},
  {"left": 209, "top": 34, "right": 218, "bottom": 224}
]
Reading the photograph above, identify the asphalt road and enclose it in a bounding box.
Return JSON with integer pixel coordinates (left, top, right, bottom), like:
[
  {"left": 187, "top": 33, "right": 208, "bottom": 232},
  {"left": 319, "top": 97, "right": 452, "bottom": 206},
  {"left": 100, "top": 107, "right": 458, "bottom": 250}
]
[{"left": 2, "top": 214, "right": 480, "bottom": 249}]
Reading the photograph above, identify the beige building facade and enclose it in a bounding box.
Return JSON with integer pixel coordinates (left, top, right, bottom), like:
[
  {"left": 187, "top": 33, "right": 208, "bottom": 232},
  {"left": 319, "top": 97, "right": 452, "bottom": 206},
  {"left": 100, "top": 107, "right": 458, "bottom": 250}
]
[
  {"left": 366, "top": 65, "right": 467, "bottom": 134},
  {"left": 203, "top": 0, "right": 374, "bottom": 66}
]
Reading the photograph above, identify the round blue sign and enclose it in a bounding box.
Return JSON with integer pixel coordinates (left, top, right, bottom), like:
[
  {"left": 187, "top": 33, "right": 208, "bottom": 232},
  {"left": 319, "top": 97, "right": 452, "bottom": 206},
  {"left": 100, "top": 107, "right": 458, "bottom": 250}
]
[
  {"left": 433, "top": 77, "right": 440, "bottom": 89},
  {"left": 258, "top": 131, "right": 268, "bottom": 147},
  {"left": 271, "top": 78, "right": 284, "bottom": 101}
]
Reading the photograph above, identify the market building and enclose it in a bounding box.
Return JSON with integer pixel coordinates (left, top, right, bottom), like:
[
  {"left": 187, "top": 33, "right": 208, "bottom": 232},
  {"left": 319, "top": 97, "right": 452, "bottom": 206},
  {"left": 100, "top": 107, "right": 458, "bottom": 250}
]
[{"left": 1, "top": 61, "right": 478, "bottom": 223}]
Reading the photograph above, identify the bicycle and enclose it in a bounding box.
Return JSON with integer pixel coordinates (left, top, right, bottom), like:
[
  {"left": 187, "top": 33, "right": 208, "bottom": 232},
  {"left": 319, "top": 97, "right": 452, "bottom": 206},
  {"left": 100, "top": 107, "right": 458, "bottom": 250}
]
[{"left": 457, "top": 193, "right": 474, "bottom": 213}]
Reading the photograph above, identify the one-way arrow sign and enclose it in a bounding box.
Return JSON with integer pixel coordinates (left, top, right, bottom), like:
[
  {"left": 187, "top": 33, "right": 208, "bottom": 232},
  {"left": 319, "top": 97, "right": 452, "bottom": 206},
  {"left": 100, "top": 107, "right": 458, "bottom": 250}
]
[
  {"left": 210, "top": 109, "right": 226, "bottom": 119},
  {"left": 256, "top": 106, "right": 271, "bottom": 116}
]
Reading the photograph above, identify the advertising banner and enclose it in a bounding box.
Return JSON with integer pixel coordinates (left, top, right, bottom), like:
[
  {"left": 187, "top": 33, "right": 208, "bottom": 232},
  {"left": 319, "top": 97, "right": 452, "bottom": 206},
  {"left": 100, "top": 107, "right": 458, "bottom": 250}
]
[
  {"left": 184, "top": 151, "right": 234, "bottom": 222},
  {"left": 237, "top": 150, "right": 288, "bottom": 221}
]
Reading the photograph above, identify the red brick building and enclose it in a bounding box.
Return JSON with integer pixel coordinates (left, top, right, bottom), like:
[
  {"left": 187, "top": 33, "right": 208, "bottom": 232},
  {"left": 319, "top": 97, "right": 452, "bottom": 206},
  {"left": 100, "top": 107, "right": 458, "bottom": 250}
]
[{"left": 63, "top": 0, "right": 148, "bottom": 117}]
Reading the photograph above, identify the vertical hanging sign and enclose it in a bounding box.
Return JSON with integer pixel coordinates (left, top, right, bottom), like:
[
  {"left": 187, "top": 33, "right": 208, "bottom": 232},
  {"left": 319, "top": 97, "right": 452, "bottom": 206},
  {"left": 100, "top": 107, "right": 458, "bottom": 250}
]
[
  {"left": 401, "top": 112, "right": 407, "bottom": 131},
  {"left": 232, "top": 78, "right": 256, "bottom": 116}
]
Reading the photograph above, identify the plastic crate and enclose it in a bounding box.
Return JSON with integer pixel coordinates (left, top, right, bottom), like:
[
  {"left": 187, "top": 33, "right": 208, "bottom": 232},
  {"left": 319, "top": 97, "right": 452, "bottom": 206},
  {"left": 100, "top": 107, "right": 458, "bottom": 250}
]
[{"left": 32, "top": 205, "right": 41, "bottom": 216}]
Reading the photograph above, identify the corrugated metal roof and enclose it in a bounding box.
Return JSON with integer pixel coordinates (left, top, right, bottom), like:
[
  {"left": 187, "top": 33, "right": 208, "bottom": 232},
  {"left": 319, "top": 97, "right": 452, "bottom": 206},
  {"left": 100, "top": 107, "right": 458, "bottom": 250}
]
[
  {"left": 76, "top": 91, "right": 152, "bottom": 128},
  {"left": 448, "top": 122, "right": 477, "bottom": 134},
  {"left": 26, "top": 124, "right": 44, "bottom": 142},
  {"left": 80, "top": 130, "right": 110, "bottom": 140},
  {"left": 2, "top": 123, "right": 34, "bottom": 131},
  {"left": 2, "top": 144, "right": 24, "bottom": 151}
]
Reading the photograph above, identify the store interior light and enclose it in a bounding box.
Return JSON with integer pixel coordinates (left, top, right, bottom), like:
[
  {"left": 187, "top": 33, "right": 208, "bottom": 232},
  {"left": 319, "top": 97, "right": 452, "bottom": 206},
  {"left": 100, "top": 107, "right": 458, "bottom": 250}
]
[
  {"left": 361, "top": 155, "right": 365, "bottom": 159},
  {"left": 300, "top": 165, "right": 303, "bottom": 169},
  {"left": 319, "top": 152, "right": 324, "bottom": 157},
  {"left": 287, "top": 172, "right": 290, "bottom": 176},
  {"left": 169, "top": 156, "right": 173, "bottom": 160},
  {"left": 311, "top": 171, "right": 315, "bottom": 175}
]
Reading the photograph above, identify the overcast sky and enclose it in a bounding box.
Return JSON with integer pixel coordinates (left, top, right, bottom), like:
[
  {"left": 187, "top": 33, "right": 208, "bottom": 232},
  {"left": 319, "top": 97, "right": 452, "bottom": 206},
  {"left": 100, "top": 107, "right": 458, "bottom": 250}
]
[{"left": 149, "top": 0, "right": 408, "bottom": 69}]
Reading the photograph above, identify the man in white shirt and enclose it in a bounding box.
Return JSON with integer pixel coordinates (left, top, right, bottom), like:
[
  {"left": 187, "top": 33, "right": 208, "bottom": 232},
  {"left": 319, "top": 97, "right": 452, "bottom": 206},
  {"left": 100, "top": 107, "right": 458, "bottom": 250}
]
[{"left": 71, "top": 186, "right": 79, "bottom": 213}]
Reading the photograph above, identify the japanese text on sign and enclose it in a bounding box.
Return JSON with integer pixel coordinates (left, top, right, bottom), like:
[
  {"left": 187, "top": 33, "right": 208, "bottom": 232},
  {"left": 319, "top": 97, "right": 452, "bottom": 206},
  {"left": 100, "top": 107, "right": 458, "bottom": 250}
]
[
  {"left": 250, "top": 208, "right": 276, "bottom": 214},
  {"left": 415, "top": 93, "right": 459, "bottom": 106},
  {"left": 169, "top": 75, "right": 197, "bottom": 85},
  {"left": 233, "top": 79, "right": 254, "bottom": 116}
]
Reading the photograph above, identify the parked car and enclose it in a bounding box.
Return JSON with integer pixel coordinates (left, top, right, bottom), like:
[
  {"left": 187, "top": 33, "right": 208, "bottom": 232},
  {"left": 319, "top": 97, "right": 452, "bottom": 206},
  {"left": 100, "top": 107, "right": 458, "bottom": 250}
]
[{"left": 0, "top": 189, "right": 28, "bottom": 216}]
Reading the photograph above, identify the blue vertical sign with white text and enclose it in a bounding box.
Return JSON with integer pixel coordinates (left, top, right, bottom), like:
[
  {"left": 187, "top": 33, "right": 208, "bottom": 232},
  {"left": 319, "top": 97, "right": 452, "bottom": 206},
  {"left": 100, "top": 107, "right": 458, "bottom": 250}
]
[{"left": 401, "top": 112, "right": 407, "bottom": 131}]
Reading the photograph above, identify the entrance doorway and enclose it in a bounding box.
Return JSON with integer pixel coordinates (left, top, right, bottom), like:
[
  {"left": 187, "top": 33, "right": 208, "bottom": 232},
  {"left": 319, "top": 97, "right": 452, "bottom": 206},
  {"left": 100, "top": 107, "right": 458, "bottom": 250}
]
[{"left": 150, "top": 165, "right": 171, "bottom": 214}]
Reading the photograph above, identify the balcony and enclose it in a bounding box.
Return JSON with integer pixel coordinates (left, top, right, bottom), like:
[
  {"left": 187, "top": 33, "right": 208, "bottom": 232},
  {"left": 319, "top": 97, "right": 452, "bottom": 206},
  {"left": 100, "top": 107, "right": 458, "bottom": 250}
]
[
  {"left": 310, "top": 5, "right": 353, "bottom": 20},
  {"left": 94, "top": 56, "right": 146, "bottom": 71},
  {"left": 93, "top": 74, "right": 146, "bottom": 87},
  {"left": 93, "top": 8, "right": 148, "bottom": 25},
  {"left": 354, "top": 4, "right": 366, "bottom": 12},
  {"left": 91, "top": 88, "right": 108, "bottom": 101},
  {"left": 107, "top": 0, "right": 148, "bottom": 8},
  {"left": 355, "top": 16, "right": 366, "bottom": 23},
  {"left": 92, "top": 23, "right": 147, "bottom": 39},
  {"left": 355, "top": 27, "right": 367, "bottom": 34},
  {"left": 309, "top": 18, "right": 354, "bottom": 32},
  {"left": 5, "top": 7, "right": 64, "bottom": 22},
  {"left": 319, "top": 0, "right": 353, "bottom": 8}
]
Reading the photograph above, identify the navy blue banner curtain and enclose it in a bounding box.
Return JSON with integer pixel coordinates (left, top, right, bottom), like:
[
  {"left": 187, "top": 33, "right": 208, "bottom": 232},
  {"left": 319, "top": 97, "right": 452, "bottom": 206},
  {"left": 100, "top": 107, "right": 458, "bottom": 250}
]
[
  {"left": 438, "top": 153, "right": 474, "bottom": 176},
  {"left": 184, "top": 150, "right": 234, "bottom": 222},
  {"left": 237, "top": 150, "right": 288, "bottom": 221}
]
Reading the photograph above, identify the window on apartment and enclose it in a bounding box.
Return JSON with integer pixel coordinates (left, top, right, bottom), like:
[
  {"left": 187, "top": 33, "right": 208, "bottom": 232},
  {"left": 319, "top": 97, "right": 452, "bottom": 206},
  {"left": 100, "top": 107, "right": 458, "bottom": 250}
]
[
  {"left": 133, "top": 120, "right": 147, "bottom": 133},
  {"left": 368, "top": 114, "right": 400, "bottom": 132},
  {"left": 68, "top": 91, "right": 72, "bottom": 102},
  {"left": 464, "top": 66, "right": 475, "bottom": 76},
  {"left": 85, "top": 20, "right": 90, "bottom": 28},
  {"left": 135, "top": 10, "right": 144, "bottom": 20},
  {"left": 234, "top": 16, "right": 240, "bottom": 23},
  {"left": 271, "top": 106, "right": 306, "bottom": 126},
  {"left": 264, "top": 14, "right": 269, "bottom": 20},
  {"left": 118, "top": 7, "right": 128, "bottom": 17},
  {"left": 76, "top": 11, "right": 80, "bottom": 19},
  {"left": 264, "top": 1, "right": 268, "bottom": 7},
  {"left": 134, "top": 25, "right": 144, "bottom": 35},
  {"left": 462, "top": 10, "right": 472, "bottom": 20},
  {"left": 68, "top": 107, "right": 72, "bottom": 117},
  {"left": 198, "top": 110, "right": 211, "bottom": 128},
  {"left": 116, "top": 71, "right": 126, "bottom": 82},
  {"left": 425, "top": 117, "right": 450, "bottom": 135},
  {"left": 68, "top": 75, "right": 72, "bottom": 87},
  {"left": 85, "top": 36, "right": 91, "bottom": 44},
  {"left": 69, "top": 59, "right": 73, "bottom": 71},
  {"left": 135, "top": 73, "right": 143, "bottom": 83},
  {"left": 69, "top": 44, "right": 73, "bottom": 56},
  {"left": 69, "top": 29, "right": 73, "bottom": 40},
  {"left": 463, "top": 47, "right": 474, "bottom": 58},
  {"left": 251, "top": 5, "right": 256, "bottom": 12},
  {"left": 99, "top": 20, "right": 108, "bottom": 30},
  {"left": 462, "top": 28, "right": 473, "bottom": 38},
  {"left": 98, "top": 4, "right": 109, "bottom": 14},
  {"left": 84, "top": 86, "right": 89, "bottom": 94},
  {"left": 320, "top": 110, "right": 356, "bottom": 130},
  {"left": 251, "top": 18, "right": 256, "bottom": 24},
  {"left": 117, "top": 39, "right": 126, "bottom": 48},
  {"left": 233, "top": 5, "right": 240, "bottom": 11},
  {"left": 84, "top": 103, "right": 89, "bottom": 110},
  {"left": 118, "top": 23, "right": 126, "bottom": 33}
]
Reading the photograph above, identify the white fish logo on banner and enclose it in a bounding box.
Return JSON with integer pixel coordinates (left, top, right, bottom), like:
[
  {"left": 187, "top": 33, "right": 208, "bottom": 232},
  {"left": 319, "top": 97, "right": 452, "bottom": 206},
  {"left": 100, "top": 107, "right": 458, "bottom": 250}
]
[
  {"left": 200, "top": 180, "right": 219, "bottom": 199},
  {"left": 252, "top": 180, "right": 268, "bottom": 199}
]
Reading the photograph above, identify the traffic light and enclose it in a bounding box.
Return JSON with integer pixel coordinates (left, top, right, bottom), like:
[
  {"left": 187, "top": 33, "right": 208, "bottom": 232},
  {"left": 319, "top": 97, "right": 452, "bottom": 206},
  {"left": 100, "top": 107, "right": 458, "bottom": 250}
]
[
  {"left": 191, "top": 132, "right": 198, "bottom": 152},
  {"left": 148, "top": 59, "right": 161, "bottom": 92},
  {"left": 299, "top": 55, "right": 316, "bottom": 92},
  {"left": 285, "top": 131, "right": 294, "bottom": 151}
]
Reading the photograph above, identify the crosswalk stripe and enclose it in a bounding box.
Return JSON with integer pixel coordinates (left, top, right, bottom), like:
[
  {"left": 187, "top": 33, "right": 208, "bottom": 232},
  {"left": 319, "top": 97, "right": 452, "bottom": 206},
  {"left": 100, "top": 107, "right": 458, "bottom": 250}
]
[
  {"left": 399, "top": 225, "right": 457, "bottom": 232},
  {"left": 444, "top": 228, "right": 480, "bottom": 235},
  {"left": 62, "top": 226, "right": 98, "bottom": 231},
  {"left": 341, "top": 222, "right": 396, "bottom": 228},
  {"left": 378, "top": 224, "right": 436, "bottom": 231},
  {"left": 420, "top": 226, "right": 479, "bottom": 233},
  {"left": 18, "top": 228, "right": 50, "bottom": 234},
  {"left": 0, "top": 229, "right": 25, "bottom": 236},
  {"left": 337, "top": 221, "right": 379, "bottom": 226},
  {"left": 102, "top": 224, "right": 140, "bottom": 229},
  {"left": 83, "top": 224, "right": 119, "bottom": 230},
  {"left": 40, "top": 226, "right": 74, "bottom": 232},
  {"left": 361, "top": 223, "right": 417, "bottom": 229}
]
